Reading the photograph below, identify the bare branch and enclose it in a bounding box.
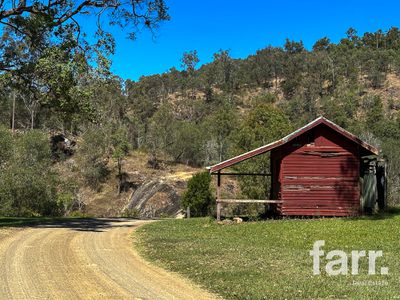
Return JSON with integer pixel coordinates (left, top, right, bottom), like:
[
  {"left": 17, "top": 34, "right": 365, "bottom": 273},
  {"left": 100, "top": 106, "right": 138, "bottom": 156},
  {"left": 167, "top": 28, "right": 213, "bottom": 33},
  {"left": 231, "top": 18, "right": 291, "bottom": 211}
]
[{"left": 0, "top": 0, "right": 169, "bottom": 72}]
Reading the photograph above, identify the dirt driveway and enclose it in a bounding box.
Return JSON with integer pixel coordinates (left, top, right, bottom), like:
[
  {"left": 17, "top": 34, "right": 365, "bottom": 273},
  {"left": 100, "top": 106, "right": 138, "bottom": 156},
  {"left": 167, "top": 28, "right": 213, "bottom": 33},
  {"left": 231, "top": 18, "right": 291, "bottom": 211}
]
[{"left": 0, "top": 219, "right": 217, "bottom": 300}]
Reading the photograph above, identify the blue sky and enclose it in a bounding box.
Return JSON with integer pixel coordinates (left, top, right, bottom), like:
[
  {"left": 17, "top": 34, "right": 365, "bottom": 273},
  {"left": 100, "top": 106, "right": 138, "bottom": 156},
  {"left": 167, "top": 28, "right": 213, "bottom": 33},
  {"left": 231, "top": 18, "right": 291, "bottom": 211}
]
[{"left": 87, "top": 0, "right": 400, "bottom": 81}]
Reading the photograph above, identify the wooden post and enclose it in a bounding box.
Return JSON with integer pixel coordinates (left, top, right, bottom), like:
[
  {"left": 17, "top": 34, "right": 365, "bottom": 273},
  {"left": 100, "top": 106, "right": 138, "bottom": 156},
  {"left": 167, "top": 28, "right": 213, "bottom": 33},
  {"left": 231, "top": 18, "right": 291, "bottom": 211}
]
[
  {"left": 216, "top": 171, "right": 221, "bottom": 221},
  {"left": 186, "top": 206, "right": 191, "bottom": 218}
]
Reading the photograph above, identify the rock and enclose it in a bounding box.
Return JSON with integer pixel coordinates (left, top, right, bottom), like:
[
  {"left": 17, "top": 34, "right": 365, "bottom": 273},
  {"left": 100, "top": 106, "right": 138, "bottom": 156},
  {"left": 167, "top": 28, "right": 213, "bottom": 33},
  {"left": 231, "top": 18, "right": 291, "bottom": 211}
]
[
  {"left": 217, "top": 219, "right": 234, "bottom": 225},
  {"left": 175, "top": 211, "right": 185, "bottom": 219},
  {"left": 122, "top": 180, "right": 181, "bottom": 218},
  {"left": 233, "top": 217, "right": 243, "bottom": 224}
]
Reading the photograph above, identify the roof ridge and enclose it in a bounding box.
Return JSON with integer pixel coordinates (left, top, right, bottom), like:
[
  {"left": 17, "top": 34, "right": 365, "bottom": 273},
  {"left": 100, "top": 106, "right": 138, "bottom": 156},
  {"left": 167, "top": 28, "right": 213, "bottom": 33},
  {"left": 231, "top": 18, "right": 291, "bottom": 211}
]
[{"left": 207, "top": 117, "right": 379, "bottom": 172}]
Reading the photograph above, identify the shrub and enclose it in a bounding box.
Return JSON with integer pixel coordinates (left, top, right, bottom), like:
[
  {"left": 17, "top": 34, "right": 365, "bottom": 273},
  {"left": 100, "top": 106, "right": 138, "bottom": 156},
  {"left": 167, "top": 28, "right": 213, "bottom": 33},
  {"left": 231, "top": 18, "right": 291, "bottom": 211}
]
[
  {"left": 181, "top": 172, "right": 214, "bottom": 217},
  {"left": 79, "top": 127, "right": 111, "bottom": 190},
  {"left": 121, "top": 208, "right": 140, "bottom": 218},
  {"left": 0, "top": 126, "right": 13, "bottom": 168},
  {"left": 231, "top": 104, "right": 292, "bottom": 199},
  {"left": 0, "top": 130, "right": 61, "bottom": 216}
]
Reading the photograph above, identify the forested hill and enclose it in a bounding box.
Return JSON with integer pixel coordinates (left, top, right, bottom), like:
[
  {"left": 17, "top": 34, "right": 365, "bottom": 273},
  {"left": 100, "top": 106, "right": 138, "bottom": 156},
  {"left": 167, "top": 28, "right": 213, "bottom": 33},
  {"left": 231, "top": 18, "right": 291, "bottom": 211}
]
[
  {"left": 2, "top": 27, "right": 400, "bottom": 217},
  {"left": 123, "top": 27, "right": 400, "bottom": 168}
]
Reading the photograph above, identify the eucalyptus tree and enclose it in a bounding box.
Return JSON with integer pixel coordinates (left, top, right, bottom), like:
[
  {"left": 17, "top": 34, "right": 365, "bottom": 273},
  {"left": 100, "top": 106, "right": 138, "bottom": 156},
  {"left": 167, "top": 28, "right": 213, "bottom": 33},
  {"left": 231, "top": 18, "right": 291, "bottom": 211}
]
[
  {"left": 0, "top": 0, "right": 169, "bottom": 69},
  {"left": 0, "top": 0, "right": 169, "bottom": 130},
  {"left": 181, "top": 50, "right": 200, "bottom": 99}
]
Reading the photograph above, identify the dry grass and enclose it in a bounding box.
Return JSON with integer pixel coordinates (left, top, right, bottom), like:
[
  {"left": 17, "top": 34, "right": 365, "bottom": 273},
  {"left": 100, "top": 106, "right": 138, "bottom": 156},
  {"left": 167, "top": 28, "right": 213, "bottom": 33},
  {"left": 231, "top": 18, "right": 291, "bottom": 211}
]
[{"left": 60, "top": 150, "right": 202, "bottom": 217}]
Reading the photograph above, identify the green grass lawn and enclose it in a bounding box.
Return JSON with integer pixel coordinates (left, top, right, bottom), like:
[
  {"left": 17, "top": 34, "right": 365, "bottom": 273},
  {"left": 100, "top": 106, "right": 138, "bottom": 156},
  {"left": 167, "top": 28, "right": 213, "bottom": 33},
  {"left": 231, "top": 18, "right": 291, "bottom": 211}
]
[{"left": 135, "top": 213, "right": 400, "bottom": 299}]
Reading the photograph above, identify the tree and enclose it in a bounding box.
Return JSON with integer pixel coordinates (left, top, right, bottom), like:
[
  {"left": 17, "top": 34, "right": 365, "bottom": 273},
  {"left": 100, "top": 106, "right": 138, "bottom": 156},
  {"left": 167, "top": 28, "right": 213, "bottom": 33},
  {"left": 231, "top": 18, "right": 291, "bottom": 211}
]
[
  {"left": 364, "top": 95, "right": 384, "bottom": 135},
  {"left": 126, "top": 75, "right": 165, "bottom": 147},
  {"left": 169, "top": 121, "right": 205, "bottom": 166},
  {"left": 232, "top": 104, "right": 292, "bottom": 199},
  {"left": 181, "top": 50, "right": 200, "bottom": 74},
  {"left": 79, "top": 126, "right": 111, "bottom": 191},
  {"left": 0, "top": 0, "right": 169, "bottom": 71},
  {"left": 147, "top": 102, "right": 175, "bottom": 164},
  {"left": 385, "top": 27, "right": 400, "bottom": 50},
  {"left": 345, "top": 27, "right": 359, "bottom": 48},
  {"left": 360, "top": 49, "right": 389, "bottom": 88},
  {"left": 313, "top": 37, "right": 331, "bottom": 51},
  {"left": 282, "top": 40, "right": 306, "bottom": 98},
  {"left": 0, "top": 130, "right": 60, "bottom": 216},
  {"left": 0, "top": 126, "right": 12, "bottom": 167},
  {"left": 246, "top": 47, "right": 274, "bottom": 88},
  {"left": 181, "top": 172, "right": 214, "bottom": 217},
  {"left": 320, "top": 89, "right": 359, "bottom": 129},
  {"left": 0, "top": 21, "right": 95, "bottom": 130},
  {"left": 111, "top": 125, "right": 130, "bottom": 194},
  {"left": 213, "top": 49, "right": 236, "bottom": 92},
  {"left": 181, "top": 50, "right": 200, "bottom": 99},
  {"left": 34, "top": 46, "right": 95, "bottom": 129},
  {"left": 203, "top": 104, "right": 238, "bottom": 163},
  {"left": 0, "top": 0, "right": 169, "bottom": 131},
  {"left": 284, "top": 39, "right": 305, "bottom": 54},
  {"left": 380, "top": 138, "right": 400, "bottom": 205}
]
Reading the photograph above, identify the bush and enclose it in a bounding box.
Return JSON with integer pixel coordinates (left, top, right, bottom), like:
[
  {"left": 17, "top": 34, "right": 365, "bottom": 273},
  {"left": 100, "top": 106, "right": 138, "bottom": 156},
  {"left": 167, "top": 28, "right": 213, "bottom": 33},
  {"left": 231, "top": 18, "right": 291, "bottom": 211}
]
[
  {"left": 231, "top": 104, "right": 292, "bottom": 199},
  {"left": 79, "top": 127, "right": 111, "bottom": 190},
  {"left": 168, "top": 121, "right": 205, "bottom": 166},
  {"left": 181, "top": 172, "right": 214, "bottom": 217},
  {"left": 121, "top": 208, "right": 140, "bottom": 218},
  {"left": 0, "top": 130, "right": 61, "bottom": 216},
  {"left": 0, "top": 126, "right": 13, "bottom": 167}
]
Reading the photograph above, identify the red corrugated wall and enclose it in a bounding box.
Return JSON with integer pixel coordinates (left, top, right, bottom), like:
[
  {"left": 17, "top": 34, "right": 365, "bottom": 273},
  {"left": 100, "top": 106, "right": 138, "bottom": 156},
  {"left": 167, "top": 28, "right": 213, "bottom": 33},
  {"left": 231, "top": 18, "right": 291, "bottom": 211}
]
[{"left": 276, "top": 124, "right": 360, "bottom": 216}]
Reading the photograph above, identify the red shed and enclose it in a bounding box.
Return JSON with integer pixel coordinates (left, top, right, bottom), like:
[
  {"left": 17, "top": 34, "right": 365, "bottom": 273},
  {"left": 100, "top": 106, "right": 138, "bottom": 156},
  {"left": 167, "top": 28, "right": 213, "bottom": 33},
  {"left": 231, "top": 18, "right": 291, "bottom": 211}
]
[{"left": 207, "top": 117, "right": 382, "bottom": 220}]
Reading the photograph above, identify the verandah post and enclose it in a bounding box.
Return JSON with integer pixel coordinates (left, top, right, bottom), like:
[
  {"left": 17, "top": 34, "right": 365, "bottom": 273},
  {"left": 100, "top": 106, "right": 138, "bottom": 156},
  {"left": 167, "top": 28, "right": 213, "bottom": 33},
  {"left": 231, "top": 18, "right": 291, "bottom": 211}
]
[
  {"left": 186, "top": 206, "right": 190, "bottom": 218},
  {"left": 216, "top": 171, "right": 221, "bottom": 221}
]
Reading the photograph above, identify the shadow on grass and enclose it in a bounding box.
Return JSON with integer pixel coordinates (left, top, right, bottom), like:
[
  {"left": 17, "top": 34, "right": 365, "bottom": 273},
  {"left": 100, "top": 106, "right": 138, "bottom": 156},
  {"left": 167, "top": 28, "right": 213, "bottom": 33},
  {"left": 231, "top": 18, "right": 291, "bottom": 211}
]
[
  {"left": 0, "top": 217, "right": 140, "bottom": 232},
  {"left": 343, "top": 206, "right": 400, "bottom": 221},
  {"left": 216, "top": 207, "right": 400, "bottom": 223}
]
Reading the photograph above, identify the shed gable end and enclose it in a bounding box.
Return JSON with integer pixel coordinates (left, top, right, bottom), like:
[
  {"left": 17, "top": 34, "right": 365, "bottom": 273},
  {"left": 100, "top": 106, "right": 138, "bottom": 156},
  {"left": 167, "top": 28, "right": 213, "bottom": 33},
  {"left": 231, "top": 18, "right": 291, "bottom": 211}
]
[{"left": 277, "top": 124, "right": 360, "bottom": 216}]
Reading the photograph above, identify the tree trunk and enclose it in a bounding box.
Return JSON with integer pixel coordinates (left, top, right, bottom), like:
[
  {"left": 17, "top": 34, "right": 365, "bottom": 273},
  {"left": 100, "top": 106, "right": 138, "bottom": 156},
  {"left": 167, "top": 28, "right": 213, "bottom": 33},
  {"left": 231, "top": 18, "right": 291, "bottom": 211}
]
[
  {"left": 30, "top": 109, "right": 35, "bottom": 129},
  {"left": 11, "top": 92, "right": 16, "bottom": 134},
  {"left": 117, "top": 158, "right": 122, "bottom": 195}
]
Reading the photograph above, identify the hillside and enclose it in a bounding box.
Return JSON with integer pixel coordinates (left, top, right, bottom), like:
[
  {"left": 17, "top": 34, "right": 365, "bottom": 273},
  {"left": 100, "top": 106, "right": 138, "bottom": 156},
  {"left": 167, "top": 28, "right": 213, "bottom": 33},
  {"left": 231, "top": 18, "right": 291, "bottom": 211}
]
[
  {"left": 56, "top": 71, "right": 400, "bottom": 217},
  {"left": 56, "top": 150, "right": 202, "bottom": 218}
]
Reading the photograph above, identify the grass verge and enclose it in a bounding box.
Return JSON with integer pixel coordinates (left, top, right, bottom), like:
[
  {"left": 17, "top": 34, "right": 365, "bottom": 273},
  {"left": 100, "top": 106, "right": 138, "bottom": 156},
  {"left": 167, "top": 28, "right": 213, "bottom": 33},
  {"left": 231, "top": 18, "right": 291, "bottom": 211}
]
[{"left": 135, "top": 212, "right": 400, "bottom": 299}]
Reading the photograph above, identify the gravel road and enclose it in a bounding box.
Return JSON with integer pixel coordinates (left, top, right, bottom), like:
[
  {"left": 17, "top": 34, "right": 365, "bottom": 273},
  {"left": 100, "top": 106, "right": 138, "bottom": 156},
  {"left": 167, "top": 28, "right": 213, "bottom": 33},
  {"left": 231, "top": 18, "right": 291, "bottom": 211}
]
[{"left": 0, "top": 219, "right": 217, "bottom": 300}]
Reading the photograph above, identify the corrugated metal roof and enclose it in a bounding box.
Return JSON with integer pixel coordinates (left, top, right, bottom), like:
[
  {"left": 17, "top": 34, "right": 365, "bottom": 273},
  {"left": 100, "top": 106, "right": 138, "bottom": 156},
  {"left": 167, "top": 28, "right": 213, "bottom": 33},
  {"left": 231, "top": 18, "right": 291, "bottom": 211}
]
[{"left": 207, "top": 116, "right": 379, "bottom": 173}]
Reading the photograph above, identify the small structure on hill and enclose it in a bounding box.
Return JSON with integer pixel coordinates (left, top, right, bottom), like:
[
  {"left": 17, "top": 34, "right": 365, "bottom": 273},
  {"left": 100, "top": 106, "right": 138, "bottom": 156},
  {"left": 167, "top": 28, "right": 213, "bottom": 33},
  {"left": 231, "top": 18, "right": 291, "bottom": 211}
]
[{"left": 207, "top": 117, "right": 387, "bottom": 220}]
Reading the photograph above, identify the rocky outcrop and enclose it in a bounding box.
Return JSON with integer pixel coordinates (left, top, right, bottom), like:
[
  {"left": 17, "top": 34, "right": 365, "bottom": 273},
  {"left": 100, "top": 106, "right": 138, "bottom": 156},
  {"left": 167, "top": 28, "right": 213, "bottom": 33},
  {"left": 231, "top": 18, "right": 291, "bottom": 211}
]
[{"left": 123, "top": 180, "right": 182, "bottom": 218}]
